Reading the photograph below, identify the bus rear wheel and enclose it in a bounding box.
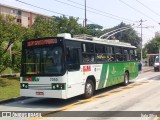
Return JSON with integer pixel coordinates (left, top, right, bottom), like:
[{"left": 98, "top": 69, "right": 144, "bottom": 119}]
[
  {"left": 123, "top": 72, "right": 129, "bottom": 86},
  {"left": 83, "top": 79, "right": 94, "bottom": 99}
]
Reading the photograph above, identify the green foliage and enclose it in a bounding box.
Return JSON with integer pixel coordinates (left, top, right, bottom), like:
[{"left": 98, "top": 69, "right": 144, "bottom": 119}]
[
  {"left": 86, "top": 24, "right": 103, "bottom": 30},
  {"left": 102, "top": 22, "right": 141, "bottom": 47},
  {"left": 32, "top": 16, "right": 57, "bottom": 38},
  {"left": 55, "top": 16, "right": 83, "bottom": 35},
  {"left": 0, "top": 14, "right": 25, "bottom": 73},
  {"left": 85, "top": 24, "right": 103, "bottom": 37},
  {"left": 144, "top": 36, "right": 160, "bottom": 54},
  {"left": 0, "top": 14, "right": 141, "bottom": 73}
]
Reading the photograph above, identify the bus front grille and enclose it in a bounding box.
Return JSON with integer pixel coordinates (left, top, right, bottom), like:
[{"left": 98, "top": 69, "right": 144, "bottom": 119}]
[{"left": 28, "top": 84, "right": 52, "bottom": 90}]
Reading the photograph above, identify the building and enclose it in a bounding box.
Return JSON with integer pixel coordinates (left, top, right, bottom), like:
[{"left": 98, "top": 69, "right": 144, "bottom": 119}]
[{"left": 0, "top": 3, "right": 51, "bottom": 27}]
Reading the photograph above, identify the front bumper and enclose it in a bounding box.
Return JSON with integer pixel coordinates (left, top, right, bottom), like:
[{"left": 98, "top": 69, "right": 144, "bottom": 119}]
[{"left": 20, "top": 89, "right": 67, "bottom": 99}]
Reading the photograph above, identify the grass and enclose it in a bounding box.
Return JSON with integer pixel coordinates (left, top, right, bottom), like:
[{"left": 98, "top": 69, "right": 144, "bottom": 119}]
[
  {"left": 1, "top": 68, "right": 17, "bottom": 75},
  {"left": 0, "top": 77, "right": 20, "bottom": 100}
]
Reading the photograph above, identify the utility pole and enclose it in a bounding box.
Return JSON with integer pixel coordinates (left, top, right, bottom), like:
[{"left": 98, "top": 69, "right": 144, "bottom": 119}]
[
  {"left": 84, "top": 0, "right": 87, "bottom": 27},
  {"left": 159, "top": 47, "right": 160, "bottom": 71},
  {"left": 138, "top": 19, "right": 154, "bottom": 66},
  {"left": 139, "top": 19, "right": 146, "bottom": 63},
  {"left": 140, "top": 19, "right": 143, "bottom": 63}
]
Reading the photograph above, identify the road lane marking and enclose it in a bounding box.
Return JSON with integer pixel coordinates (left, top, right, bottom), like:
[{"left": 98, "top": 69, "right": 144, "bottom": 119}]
[
  {"left": 27, "top": 81, "right": 149, "bottom": 119},
  {"left": 42, "top": 82, "right": 148, "bottom": 116}
]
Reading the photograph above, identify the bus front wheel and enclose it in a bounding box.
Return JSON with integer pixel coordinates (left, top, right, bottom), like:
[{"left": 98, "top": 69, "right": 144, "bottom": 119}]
[
  {"left": 123, "top": 72, "right": 129, "bottom": 86},
  {"left": 83, "top": 79, "right": 94, "bottom": 99}
]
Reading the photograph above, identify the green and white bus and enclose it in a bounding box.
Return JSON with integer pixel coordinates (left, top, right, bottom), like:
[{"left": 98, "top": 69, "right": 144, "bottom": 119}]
[{"left": 20, "top": 33, "right": 138, "bottom": 99}]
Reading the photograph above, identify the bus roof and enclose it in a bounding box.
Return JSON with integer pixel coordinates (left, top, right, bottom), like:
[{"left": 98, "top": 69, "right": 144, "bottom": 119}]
[{"left": 57, "top": 33, "right": 136, "bottom": 48}]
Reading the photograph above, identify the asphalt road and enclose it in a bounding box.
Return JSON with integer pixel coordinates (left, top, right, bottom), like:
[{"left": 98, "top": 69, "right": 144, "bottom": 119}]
[{"left": 1, "top": 69, "right": 160, "bottom": 120}]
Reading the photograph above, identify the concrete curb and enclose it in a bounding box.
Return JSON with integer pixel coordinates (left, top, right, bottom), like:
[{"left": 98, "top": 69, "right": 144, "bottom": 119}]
[{"left": 0, "top": 96, "right": 29, "bottom": 104}]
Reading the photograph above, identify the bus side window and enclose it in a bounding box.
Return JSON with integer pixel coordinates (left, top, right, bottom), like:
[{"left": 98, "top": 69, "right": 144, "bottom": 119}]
[
  {"left": 66, "top": 48, "right": 80, "bottom": 71},
  {"left": 106, "top": 46, "right": 115, "bottom": 62},
  {"left": 130, "top": 49, "right": 135, "bottom": 61},
  {"left": 95, "top": 44, "right": 106, "bottom": 63},
  {"left": 123, "top": 48, "right": 130, "bottom": 61},
  {"left": 81, "top": 43, "right": 95, "bottom": 64},
  {"left": 115, "top": 47, "right": 123, "bottom": 61}
]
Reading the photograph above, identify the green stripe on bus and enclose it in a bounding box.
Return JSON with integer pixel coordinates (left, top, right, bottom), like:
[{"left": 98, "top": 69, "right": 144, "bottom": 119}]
[{"left": 98, "top": 64, "right": 109, "bottom": 89}]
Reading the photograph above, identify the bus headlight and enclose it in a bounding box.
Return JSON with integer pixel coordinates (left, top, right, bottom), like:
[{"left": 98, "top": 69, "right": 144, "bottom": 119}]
[
  {"left": 52, "top": 85, "right": 56, "bottom": 89},
  {"left": 56, "top": 84, "right": 59, "bottom": 88},
  {"left": 52, "top": 83, "right": 65, "bottom": 90},
  {"left": 21, "top": 83, "right": 28, "bottom": 89}
]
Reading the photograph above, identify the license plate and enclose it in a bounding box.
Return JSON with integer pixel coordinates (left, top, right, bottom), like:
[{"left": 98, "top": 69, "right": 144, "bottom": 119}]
[{"left": 36, "top": 92, "right": 44, "bottom": 95}]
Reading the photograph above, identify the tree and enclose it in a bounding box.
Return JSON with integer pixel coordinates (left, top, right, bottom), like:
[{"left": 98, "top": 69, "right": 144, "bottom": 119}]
[
  {"left": 0, "top": 14, "right": 25, "bottom": 73},
  {"left": 84, "top": 24, "right": 103, "bottom": 37},
  {"left": 0, "top": 14, "right": 143, "bottom": 73},
  {"left": 32, "top": 16, "right": 57, "bottom": 38},
  {"left": 101, "top": 22, "right": 141, "bottom": 47},
  {"left": 55, "top": 16, "right": 83, "bottom": 36},
  {"left": 144, "top": 36, "right": 160, "bottom": 54},
  {"left": 86, "top": 24, "right": 103, "bottom": 30}
]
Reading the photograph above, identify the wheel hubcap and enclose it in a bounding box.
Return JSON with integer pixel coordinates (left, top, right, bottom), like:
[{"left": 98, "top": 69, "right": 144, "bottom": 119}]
[
  {"left": 86, "top": 83, "right": 92, "bottom": 95},
  {"left": 125, "top": 74, "right": 128, "bottom": 83}
]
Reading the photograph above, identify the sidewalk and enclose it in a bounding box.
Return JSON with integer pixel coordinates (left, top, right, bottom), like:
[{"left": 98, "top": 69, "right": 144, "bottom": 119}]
[{"left": 141, "top": 66, "right": 153, "bottom": 73}]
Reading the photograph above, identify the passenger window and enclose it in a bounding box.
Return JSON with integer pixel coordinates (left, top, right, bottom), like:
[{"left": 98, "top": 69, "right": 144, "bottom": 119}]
[
  {"left": 95, "top": 44, "right": 105, "bottom": 53},
  {"left": 106, "top": 46, "right": 115, "bottom": 62},
  {"left": 130, "top": 49, "right": 135, "bottom": 61},
  {"left": 81, "top": 43, "right": 95, "bottom": 64},
  {"left": 82, "top": 43, "right": 94, "bottom": 53},
  {"left": 95, "top": 45, "right": 106, "bottom": 63},
  {"left": 115, "top": 47, "right": 122, "bottom": 54},
  {"left": 82, "top": 53, "right": 95, "bottom": 63},
  {"left": 123, "top": 48, "right": 130, "bottom": 61},
  {"left": 106, "top": 46, "right": 113, "bottom": 54},
  {"left": 115, "top": 47, "right": 123, "bottom": 61}
]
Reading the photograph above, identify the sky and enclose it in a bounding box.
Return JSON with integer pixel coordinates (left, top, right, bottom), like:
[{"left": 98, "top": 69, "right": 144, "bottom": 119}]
[{"left": 1, "top": 0, "right": 160, "bottom": 46}]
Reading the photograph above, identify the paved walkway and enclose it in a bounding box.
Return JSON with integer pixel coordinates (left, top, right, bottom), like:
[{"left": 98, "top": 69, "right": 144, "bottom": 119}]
[{"left": 141, "top": 66, "right": 153, "bottom": 73}]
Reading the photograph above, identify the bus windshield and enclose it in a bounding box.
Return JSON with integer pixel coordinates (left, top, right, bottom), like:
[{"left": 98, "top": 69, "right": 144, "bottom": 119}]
[{"left": 22, "top": 46, "right": 64, "bottom": 75}]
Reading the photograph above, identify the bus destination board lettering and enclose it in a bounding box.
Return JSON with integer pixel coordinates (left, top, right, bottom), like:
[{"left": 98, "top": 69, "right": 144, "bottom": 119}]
[{"left": 27, "top": 39, "right": 57, "bottom": 46}]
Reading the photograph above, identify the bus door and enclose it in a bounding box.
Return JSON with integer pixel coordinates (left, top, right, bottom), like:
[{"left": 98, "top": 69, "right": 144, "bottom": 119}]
[{"left": 66, "top": 47, "right": 84, "bottom": 98}]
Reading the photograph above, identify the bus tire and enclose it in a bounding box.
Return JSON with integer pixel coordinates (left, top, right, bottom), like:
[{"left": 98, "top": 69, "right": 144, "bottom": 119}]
[
  {"left": 123, "top": 72, "right": 129, "bottom": 86},
  {"left": 83, "top": 79, "right": 94, "bottom": 99}
]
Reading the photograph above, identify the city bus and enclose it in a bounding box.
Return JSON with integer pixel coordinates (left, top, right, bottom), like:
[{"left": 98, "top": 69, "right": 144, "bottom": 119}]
[{"left": 20, "top": 33, "right": 138, "bottom": 99}]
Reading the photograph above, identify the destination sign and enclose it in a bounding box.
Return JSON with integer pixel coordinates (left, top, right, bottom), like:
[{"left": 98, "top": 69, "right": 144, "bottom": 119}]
[{"left": 27, "top": 39, "right": 58, "bottom": 46}]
